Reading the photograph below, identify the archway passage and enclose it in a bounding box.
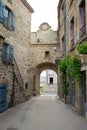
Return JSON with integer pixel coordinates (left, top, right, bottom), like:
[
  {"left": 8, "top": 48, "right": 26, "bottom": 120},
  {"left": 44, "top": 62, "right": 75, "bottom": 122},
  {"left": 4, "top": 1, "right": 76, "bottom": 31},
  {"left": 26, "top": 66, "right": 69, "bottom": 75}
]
[
  {"left": 40, "top": 70, "right": 57, "bottom": 96},
  {"left": 35, "top": 62, "right": 58, "bottom": 95}
]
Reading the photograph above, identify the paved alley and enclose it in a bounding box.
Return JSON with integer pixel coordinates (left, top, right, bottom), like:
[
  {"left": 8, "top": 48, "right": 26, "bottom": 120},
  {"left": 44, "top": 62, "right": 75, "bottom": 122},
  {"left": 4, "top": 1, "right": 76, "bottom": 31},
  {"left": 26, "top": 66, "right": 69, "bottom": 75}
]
[{"left": 0, "top": 95, "right": 87, "bottom": 130}]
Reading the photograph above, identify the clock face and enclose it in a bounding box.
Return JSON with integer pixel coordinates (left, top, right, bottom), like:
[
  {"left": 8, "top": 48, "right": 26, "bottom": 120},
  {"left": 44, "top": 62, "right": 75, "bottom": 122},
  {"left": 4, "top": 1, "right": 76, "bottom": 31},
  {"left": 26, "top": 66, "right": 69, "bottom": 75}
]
[{"left": 41, "top": 23, "right": 49, "bottom": 31}]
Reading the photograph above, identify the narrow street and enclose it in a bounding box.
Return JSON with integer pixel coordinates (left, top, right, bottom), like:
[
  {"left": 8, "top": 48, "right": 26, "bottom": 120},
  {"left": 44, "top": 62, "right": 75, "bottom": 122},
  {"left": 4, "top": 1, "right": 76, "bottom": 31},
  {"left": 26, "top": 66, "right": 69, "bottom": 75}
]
[{"left": 0, "top": 94, "right": 87, "bottom": 130}]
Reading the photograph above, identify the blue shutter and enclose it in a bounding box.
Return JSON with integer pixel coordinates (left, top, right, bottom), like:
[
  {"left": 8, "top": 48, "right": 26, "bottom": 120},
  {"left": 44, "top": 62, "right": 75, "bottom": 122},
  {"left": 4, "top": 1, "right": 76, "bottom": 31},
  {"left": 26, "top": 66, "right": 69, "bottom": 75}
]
[
  {"left": 2, "top": 43, "right": 6, "bottom": 62},
  {"left": 0, "top": 0, "right": 5, "bottom": 23},
  {"left": 12, "top": 12, "right": 16, "bottom": 31},
  {"left": 9, "top": 45, "right": 14, "bottom": 62},
  {"left": 4, "top": 8, "right": 9, "bottom": 27},
  {"left": 2, "top": 43, "right": 8, "bottom": 62},
  {"left": 0, "top": 84, "right": 7, "bottom": 112}
]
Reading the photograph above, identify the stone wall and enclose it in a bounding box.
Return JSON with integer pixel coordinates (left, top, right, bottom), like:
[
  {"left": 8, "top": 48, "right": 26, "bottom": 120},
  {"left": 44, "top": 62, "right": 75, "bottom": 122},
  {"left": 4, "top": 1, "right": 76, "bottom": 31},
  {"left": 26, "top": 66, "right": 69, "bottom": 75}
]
[
  {"left": 58, "top": 0, "right": 87, "bottom": 116},
  {"left": 0, "top": 0, "right": 33, "bottom": 107},
  {"left": 30, "top": 23, "right": 60, "bottom": 67},
  {"left": 29, "top": 23, "right": 60, "bottom": 95}
]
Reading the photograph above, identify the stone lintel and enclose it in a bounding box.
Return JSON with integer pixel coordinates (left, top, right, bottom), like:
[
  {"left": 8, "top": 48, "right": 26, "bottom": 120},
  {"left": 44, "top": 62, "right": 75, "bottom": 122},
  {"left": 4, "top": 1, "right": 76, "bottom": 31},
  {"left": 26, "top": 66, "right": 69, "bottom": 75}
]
[{"left": 81, "top": 65, "right": 87, "bottom": 71}]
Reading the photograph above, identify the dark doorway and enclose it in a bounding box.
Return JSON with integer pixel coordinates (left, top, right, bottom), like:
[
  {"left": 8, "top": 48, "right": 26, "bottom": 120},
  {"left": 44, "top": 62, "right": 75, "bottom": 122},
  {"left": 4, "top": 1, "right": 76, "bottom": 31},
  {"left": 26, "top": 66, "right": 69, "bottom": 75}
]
[
  {"left": 82, "top": 71, "right": 87, "bottom": 116},
  {"left": 49, "top": 77, "right": 53, "bottom": 84}
]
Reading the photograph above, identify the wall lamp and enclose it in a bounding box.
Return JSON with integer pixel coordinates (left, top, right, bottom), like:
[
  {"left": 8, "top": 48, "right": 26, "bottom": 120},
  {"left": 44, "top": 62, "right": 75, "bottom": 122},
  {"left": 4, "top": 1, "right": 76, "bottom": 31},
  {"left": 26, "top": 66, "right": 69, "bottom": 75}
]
[{"left": 53, "top": 46, "right": 57, "bottom": 51}]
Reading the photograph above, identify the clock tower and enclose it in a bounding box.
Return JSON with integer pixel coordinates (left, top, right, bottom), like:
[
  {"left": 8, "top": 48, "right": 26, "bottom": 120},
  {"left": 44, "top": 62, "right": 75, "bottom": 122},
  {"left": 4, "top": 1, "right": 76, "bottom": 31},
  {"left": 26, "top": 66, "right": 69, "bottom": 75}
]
[{"left": 39, "top": 22, "right": 51, "bottom": 31}]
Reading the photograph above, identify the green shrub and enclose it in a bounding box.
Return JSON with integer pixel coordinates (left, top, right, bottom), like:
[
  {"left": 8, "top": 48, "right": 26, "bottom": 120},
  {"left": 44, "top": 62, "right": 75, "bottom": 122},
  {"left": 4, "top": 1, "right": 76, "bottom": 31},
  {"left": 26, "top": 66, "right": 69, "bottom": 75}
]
[{"left": 77, "top": 41, "right": 87, "bottom": 54}]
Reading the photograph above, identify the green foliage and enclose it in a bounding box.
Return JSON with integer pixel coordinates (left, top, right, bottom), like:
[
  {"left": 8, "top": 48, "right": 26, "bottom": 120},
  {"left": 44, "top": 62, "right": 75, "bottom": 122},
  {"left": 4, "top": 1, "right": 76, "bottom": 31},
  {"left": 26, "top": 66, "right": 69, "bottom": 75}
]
[
  {"left": 40, "top": 86, "right": 44, "bottom": 92},
  {"left": 62, "top": 74, "right": 68, "bottom": 95},
  {"left": 77, "top": 41, "right": 87, "bottom": 54},
  {"left": 58, "top": 54, "right": 81, "bottom": 94},
  {"left": 59, "top": 55, "right": 69, "bottom": 73},
  {"left": 67, "top": 55, "right": 81, "bottom": 80},
  {"left": 59, "top": 55, "right": 69, "bottom": 95}
]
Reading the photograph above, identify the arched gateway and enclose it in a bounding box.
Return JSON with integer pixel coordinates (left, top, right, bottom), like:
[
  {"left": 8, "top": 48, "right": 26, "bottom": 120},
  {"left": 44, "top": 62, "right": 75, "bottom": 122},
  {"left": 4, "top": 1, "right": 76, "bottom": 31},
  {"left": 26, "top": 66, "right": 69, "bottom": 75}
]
[
  {"left": 29, "top": 23, "right": 60, "bottom": 95},
  {"left": 35, "top": 62, "right": 58, "bottom": 94}
]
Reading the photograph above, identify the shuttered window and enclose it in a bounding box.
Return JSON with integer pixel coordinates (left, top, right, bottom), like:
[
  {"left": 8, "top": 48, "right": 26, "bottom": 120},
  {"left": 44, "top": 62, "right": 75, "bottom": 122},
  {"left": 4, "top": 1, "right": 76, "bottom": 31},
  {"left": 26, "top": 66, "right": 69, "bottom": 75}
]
[
  {"left": 0, "top": 0, "right": 16, "bottom": 31},
  {"left": 2, "top": 43, "right": 9, "bottom": 62},
  {"left": 4, "top": 7, "right": 12, "bottom": 29},
  {"left": 2, "top": 43, "right": 14, "bottom": 63},
  {"left": 62, "top": 36, "right": 64, "bottom": 53},
  {"left": 0, "top": 0, "right": 5, "bottom": 23},
  {"left": 9, "top": 45, "right": 14, "bottom": 62},
  {"left": 79, "top": 0, "right": 86, "bottom": 37},
  {"left": 70, "top": 17, "right": 74, "bottom": 48},
  {"left": 12, "top": 12, "right": 16, "bottom": 31}
]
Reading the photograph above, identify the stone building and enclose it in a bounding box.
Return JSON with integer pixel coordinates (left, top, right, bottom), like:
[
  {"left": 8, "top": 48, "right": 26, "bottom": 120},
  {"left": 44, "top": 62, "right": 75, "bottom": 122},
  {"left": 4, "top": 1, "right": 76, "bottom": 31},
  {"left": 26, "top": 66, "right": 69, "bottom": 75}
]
[
  {"left": 0, "top": 0, "right": 34, "bottom": 112},
  {"left": 29, "top": 22, "right": 60, "bottom": 95},
  {"left": 58, "top": 0, "right": 87, "bottom": 117},
  {"left": 46, "top": 70, "right": 57, "bottom": 93}
]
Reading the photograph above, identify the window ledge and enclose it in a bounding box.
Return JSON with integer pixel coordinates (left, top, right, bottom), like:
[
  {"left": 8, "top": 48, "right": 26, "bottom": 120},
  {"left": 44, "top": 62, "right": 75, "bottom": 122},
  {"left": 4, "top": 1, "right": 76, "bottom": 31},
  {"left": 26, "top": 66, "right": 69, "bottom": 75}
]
[{"left": 3, "top": 24, "right": 12, "bottom": 31}]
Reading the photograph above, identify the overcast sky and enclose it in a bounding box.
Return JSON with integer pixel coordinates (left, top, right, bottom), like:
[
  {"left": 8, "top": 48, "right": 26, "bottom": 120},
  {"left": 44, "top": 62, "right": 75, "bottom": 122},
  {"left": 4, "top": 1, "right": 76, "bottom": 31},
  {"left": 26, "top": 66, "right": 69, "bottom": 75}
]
[{"left": 27, "top": 0, "right": 59, "bottom": 32}]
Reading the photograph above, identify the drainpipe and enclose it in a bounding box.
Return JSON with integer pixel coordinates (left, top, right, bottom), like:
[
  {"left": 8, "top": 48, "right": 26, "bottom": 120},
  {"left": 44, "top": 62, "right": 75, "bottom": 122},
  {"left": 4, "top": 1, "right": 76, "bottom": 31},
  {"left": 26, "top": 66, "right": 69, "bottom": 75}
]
[
  {"left": 64, "top": 0, "right": 66, "bottom": 53},
  {"left": 64, "top": 0, "right": 67, "bottom": 103}
]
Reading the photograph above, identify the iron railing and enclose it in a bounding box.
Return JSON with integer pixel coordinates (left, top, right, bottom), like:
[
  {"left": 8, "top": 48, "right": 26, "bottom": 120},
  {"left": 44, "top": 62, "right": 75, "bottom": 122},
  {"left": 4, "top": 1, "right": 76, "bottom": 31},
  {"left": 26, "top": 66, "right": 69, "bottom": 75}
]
[
  {"left": 0, "top": 49, "right": 25, "bottom": 95},
  {"left": 13, "top": 57, "right": 24, "bottom": 91}
]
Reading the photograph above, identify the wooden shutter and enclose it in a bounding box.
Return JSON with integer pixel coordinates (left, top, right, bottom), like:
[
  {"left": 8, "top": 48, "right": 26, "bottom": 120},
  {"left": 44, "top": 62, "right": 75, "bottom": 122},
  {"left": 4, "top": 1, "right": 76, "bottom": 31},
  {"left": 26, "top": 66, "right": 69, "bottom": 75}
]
[
  {"left": 9, "top": 45, "right": 14, "bottom": 63},
  {"left": 80, "top": 6, "right": 85, "bottom": 27},
  {"left": 12, "top": 12, "right": 16, "bottom": 31},
  {"left": 81, "top": 8, "right": 85, "bottom": 26},
  {"left": 2, "top": 43, "right": 5, "bottom": 62},
  {"left": 2, "top": 43, "right": 8, "bottom": 62},
  {"left": 0, "top": 84, "right": 7, "bottom": 112},
  {"left": 0, "top": 0, "right": 5, "bottom": 23}
]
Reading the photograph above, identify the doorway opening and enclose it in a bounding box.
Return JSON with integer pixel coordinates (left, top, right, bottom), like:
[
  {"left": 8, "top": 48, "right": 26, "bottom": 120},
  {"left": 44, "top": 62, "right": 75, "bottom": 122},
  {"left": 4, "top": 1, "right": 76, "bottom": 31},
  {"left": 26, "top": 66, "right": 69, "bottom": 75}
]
[{"left": 40, "top": 69, "right": 58, "bottom": 96}]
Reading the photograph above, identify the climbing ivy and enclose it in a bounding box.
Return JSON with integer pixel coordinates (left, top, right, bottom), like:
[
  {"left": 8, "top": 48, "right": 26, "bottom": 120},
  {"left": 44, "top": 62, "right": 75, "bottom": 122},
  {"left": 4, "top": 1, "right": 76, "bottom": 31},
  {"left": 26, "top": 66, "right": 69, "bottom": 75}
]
[
  {"left": 59, "top": 55, "right": 69, "bottom": 95},
  {"left": 67, "top": 55, "right": 81, "bottom": 80},
  {"left": 59, "top": 54, "right": 81, "bottom": 94},
  {"left": 59, "top": 55, "right": 69, "bottom": 73}
]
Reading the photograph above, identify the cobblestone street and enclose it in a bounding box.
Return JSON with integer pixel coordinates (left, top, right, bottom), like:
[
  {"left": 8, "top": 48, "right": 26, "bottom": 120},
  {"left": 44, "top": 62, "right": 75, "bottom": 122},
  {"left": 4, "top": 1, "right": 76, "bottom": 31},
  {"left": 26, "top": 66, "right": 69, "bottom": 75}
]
[{"left": 0, "top": 95, "right": 87, "bottom": 130}]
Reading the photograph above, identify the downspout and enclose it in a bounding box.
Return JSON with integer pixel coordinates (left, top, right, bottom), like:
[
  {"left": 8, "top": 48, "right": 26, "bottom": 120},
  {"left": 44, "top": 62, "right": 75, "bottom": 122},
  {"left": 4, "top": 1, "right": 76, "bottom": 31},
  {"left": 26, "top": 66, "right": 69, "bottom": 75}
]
[
  {"left": 64, "top": 0, "right": 66, "bottom": 53},
  {"left": 64, "top": 0, "right": 67, "bottom": 103}
]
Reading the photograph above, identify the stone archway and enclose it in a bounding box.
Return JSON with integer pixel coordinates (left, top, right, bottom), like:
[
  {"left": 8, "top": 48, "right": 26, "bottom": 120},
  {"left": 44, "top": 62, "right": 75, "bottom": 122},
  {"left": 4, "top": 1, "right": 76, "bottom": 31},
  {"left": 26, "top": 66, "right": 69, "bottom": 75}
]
[
  {"left": 35, "top": 62, "right": 58, "bottom": 95},
  {"left": 29, "top": 22, "right": 60, "bottom": 95}
]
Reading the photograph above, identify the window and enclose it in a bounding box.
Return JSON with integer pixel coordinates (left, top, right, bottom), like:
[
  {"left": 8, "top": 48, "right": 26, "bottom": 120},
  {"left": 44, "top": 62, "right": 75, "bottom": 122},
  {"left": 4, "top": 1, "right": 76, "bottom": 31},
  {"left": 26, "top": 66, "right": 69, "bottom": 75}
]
[
  {"left": 0, "top": 35, "right": 4, "bottom": 48},
  {"left": 45, "top": 51, "right": 50, "bottom": 59},
  {"left": 70, "top": 17, "right": 74, "bottom": 48},
  {"left": 62, "top": 36, "right": 64, "bottom": 53},
  {"left": 82, "top": 71, "right": 86, "bottom": 102},
  {"left": 79, "top": 0, "right": 86, "bottom": 37},
  {"left": 25, "top": 83, "right": 28, "bottom": 89},
  {"left": 2, "top": 43, "right": 14, "bottom": 64},
  {"left": 0, "top": 0, "right": 16, "bottom": 30},
  {"left": 49, "top": 77, "right": 53, "bottom": 84},
  {"left": 4, "top": 7, "right": 12, "bottom": 29}
]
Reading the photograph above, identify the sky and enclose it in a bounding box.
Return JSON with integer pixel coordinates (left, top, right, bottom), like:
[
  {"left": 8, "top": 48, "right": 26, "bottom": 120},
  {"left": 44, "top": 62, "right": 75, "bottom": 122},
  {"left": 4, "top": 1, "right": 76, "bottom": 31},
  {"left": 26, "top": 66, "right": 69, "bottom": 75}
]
[
  {"left": 27, "top": 0, "right": 59, "bottom": 32},
  {"left": 41, "top": 71, "right": 46, "bottom": 77}
]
